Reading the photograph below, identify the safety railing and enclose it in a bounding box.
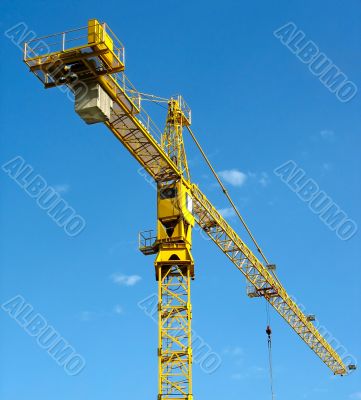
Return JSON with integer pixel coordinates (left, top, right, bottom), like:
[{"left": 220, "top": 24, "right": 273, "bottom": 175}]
[
  {"left": 177, "top": 95, "right": 192, "bottom": 125},
  {"left": 24, "top": 20, "right": 125, "bottom": 69},
  {"left": 139, "top": 230, "right": 158, "bottom": 255},
  {"left": 246, "top": 282, "right": 261, "bottom": 298},
  {"left": 110, "top": 72, "right": 164, "bottom": 142},
  {"left": 139, "top": 230, "right": 157, "bottom": 247},
  {"left": 114, "top": 72, "right": 142, "bottom": 111}
]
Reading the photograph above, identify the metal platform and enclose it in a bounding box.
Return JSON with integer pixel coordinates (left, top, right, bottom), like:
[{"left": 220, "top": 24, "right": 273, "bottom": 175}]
[
  {"left": 139, "top": 230, "right": 158, "bottom": 255},
  {"left": 24, "top": 19, "right": 125, "bottom": 88}
]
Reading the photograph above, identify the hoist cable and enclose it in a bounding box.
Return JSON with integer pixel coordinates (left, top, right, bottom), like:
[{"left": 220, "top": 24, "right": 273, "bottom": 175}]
[
  {"left": 187, "top": 124, "right": 278, "bottom": 400},
  {"left": 266, "top": 300, "right": 271, "bottom": 326},
  {"left": 266, "top": 302, "right": 274, "bottom": 399},
  {"left": 185, "top": 126, "right": 271, "bottom": 268},
  {"left": 267, "top": 334, "right": 275, "bottom": 400}
]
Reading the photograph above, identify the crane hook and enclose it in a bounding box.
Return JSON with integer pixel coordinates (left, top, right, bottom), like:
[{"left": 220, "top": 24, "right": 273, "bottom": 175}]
[{"left": 266, "top": 325, "right": 272, "bottom": 339}]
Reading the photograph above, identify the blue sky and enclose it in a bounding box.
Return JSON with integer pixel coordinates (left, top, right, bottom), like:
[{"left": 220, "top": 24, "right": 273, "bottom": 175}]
[{"left": 0, "top": 1, "right": 360, "bottom": 399}]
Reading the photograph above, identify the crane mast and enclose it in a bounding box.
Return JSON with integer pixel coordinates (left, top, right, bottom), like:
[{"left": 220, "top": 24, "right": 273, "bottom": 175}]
[
  {"left": 145, "top": 99, "right": 195, "bottom": 399},
  {"left": 23, "top": 19, "right": 355, "bottom": 399}
]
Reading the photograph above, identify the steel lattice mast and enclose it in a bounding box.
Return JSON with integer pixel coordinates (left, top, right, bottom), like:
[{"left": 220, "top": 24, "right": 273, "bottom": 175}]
[
  {"left": 23, "top": 19, "right": 355, "bottom": 400},
  {"left": 152, "top": 99, "right": 194, "bottom": 399}
]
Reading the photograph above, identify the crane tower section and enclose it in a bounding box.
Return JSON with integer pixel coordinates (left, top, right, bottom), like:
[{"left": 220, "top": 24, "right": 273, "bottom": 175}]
[
  {"left": 141, "top": 100, "right": 195, "bottom": 400},
  {"left": 162, "top": 97, "right": 191, "bottom": 182}
]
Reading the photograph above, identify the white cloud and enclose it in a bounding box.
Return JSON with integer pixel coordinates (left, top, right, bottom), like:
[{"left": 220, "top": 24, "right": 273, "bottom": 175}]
[
  {"left": 218, "top": 207, "right": 236, "bottom": 219},
  {"left": 217, "top": 169, "right": 271, "bottom": 188},
  {"left": 219, "top": 169, "right": 247, "bottom": 187},
  {"left": 53, "top": 183, "right": 70, "bottom": 194},
  {"left": 320, "top": 129, "right": 335, "bottom": 140},
  {"left": 231, "top": 347, "right": 243, "bottom": 356},
  {"left": 251, "top": 366, "right": 265, "bottom": 373},
  {"left": 80, "top": 306, "right": 125, "bottom": 321},
  {"left": 113, "top": 304, "right": 124, "bottom": 315},
  {"left": 229, "top": 366, "right": 264, "bottom": 381},
  {"left": 350, "top": 393, "right": 361, "bottom": 400},
  {"left": 258, "top": 172, "right": 270, "bottom": 187},
  {"left": 313, "top": 388, "right": 328, "bottom": 393},
  {"left": 223, "top": 346, "right": 244, "bottom": 356},
  {"left": 111, "top": 273, "right": 142, "bottom": 286},
  {"left": 248, "top": 171, "right": 270, "bottom": 187},
  {"left": 80, "top": 311, "right": 95, "bottom": 321}
]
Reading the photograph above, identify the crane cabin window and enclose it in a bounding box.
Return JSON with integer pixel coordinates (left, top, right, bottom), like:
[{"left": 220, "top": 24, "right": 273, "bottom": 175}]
[
  {"left": 186, "top": 193, "right": 193, "bottom": 214},
  {"left": 160, "top": 187, "right": 177, "bottom": 199}
]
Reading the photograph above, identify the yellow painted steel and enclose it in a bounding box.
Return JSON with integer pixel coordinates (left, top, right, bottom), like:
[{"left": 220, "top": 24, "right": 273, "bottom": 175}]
[
  {"left": 155, "top": 107, "right": 194, "bottom": 398},
  {"left": 157, "top": 262, "right": 193, "bottom": 400},
  {"left": 23, "top": 20, "right": 125, "bottom": 89},
  {"left": 87, "top": 18, "right": 114, "bottom": 67},
  {"left": 157, "top": 183, "right": 194, "bottom": 237},
  {"left": 23, "top": 20, "right": 353, "bottom": 400},
  {"left": 161, "top": 97, "right": 191, "bottom": 182}
]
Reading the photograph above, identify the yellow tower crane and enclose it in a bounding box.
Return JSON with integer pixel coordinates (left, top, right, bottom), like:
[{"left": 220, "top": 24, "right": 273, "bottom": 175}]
[{"left": 23, "top": 19, "right": 356, "bottom": 400}]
